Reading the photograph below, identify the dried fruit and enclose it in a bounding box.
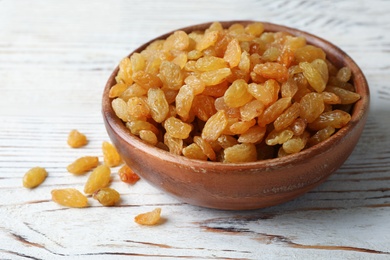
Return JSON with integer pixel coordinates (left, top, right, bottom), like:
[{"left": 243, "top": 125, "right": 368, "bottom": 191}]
[
  {"left": 308, "top": 126, "right": 336, "bottom": 147},
  {"left": 200, "top": 68, "right": 232, "bottom": 86},
  {"left": 112, "top": 98, "right": 131, "bottom": 122},
  {"left": 193, "top": 136, "right": 216, "bottom": 161},
  {"left": 84, "top": 165, "right": 111, "bottom": 195},
  {"left": 185, "top": 75, "right": 205, "bottom": 95},
  {"left": 240, "top": 99, "right": 265, "bottom": 121},
  {"left": 139, "top": 130, "right": 158, "bottom": 145},
  {"left": 201, "top": 110, "right": 228, "bottom": 142},
  {"left": 326, "top": 86, "right": 360, "bottom": 104},
  {"left": 135, "top": 208, "right": 162, "bottom": 225},
  {"left": 164, "top": 117, "right": 192, "bottom": 139},
  {"left": 102, "top": 141, "right": 122, "bottom": 167},
  {"left": 336, "top": 67, "right": 351, "bottom": 82},
  {"left": 195, "top": 56, "right": 228, "bottom": 71},
  {"left": 132, "top": 70, "right": 162, "bottom": 90},
  {"left": 118, "top": 164, "right": 141, "bottom": 184},
  {"left": 175, "top": 84, "right": 194, "bottom": 121},
  {"left": 51, "top": 188, "right": 88, "bottom": 208},
  {"left": 159, "top": 61, "right": 183, "bottom": 90},
  {"left": 67, "top": 130, "right": 88, "bottom": 148},
  {"left": 127, "top": 96, "right": 150, "bottom": 120},
  {"left": 274, "top": 102, "right": 300, "bottom": 131},
  {"left": 299, "top": 60, "right": 327, "bottom": 93},
  {"left": 294, "top": 45, "right": 326, "bottom": 63},
  {"left": 93, "top": 188, "right": 120, "bottom": 206},
  {"left": 253, "top": 62, "right": 288, "bottom": 82},
  {"left": 258, "top": 97, "right": 291, "bottom": 127},
  {"left": 266, "top": 128, "right": 294, "bottom": 146},
  {"left": 223, "top": 143, "right": 257, "bottom": 163},
  {"left": 247, "top": 82, "right": 274, "bottom": 106},
  {"left": 192, "top": 95, "right": 217, "bottom": 121},
  {"left": 126, "top": 120, "right": 159, "bottom": 135},
  {"left": 237, "top": 126, "right": 266, "bottom": 143},
  {"left": 67, "top": 156, "right": 99, "bottom": 175},
  {"left": 282, "top": 131, "right": 310, "bottom": 154},
  {"left": 163, "top": 30, "right": 189, "bottom": 51},
  {"left": 299, "top": 93, "right": 324, "bottom": 123},
  {"left": 110, "top": 22, "right": 360, "bottom": 163},
  {"left": 223, "top": 79, "right": 253, "bottom": 108},
  {"left": 23, "top": 167, "right": 47, "bottom": 188},
  {"left": 164, "top": 133, "right": 183, "bottom": 155},
  {"left": 182, "top": 143, "right": 208, "bottom": 160},
  {"left": 147, "top": 88, "right": 169, "bottom": 123},
  {"left": 308, "top": 110, "right": 351, "bottom": 131},
  {"left": 224, "top": 38, "right": 241, "bottom": 68}
]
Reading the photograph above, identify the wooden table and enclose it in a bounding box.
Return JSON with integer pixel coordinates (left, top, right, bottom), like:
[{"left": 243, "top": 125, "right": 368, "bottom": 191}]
[{"left": 1, "top": 0, "right": 389, "bottom": 259}]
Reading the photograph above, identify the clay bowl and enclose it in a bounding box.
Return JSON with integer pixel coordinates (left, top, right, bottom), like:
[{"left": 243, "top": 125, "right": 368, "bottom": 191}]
[{"left": 102, "top": 21, "right": 369, "bottom": 210}]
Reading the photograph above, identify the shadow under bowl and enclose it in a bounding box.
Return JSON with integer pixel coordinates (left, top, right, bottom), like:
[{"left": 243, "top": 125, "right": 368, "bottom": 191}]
[{"left": 102, "top": 21, "right": 370, "bottom": 210}]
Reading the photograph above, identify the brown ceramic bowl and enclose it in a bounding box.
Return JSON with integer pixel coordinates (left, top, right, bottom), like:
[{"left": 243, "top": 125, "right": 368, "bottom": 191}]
[{"left": 102, "top": 21, "right": 369, "bottom": 210}]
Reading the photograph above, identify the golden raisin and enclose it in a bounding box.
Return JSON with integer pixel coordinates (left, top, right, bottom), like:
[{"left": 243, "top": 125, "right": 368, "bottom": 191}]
[
  {"left": 223, "top": 38, "right": 241, "bottom": 68},
  {"left": 237, "top": 126, "right": 266, "bottom": 143},
  {"left": 299, "top": 61, "right": 327, "bottom": 93},
  {"left": 23, "top": 167, "right": 47, "bottom": 189},
  {"left": 308, "top": 110, "right": 351, "bottom": 131},
  {"left": 240, "top": 99, "right": 265, "bottom": 121},
  {"left": 326, "top": 86, "right": 361, "bottom": 104},
  {"left": 201, "top": 110, "right": 228, "bottom": 142},
  {"left": 84, "top": 165, "right": 111, "bottom": 195},
  {"left": 274, "top": 102, "right": 301, "bottom": 131},
  {"left": 200, "top": 68, "right": 232, "bottom": 86},
  {"left": 282, "top": 131, "right": 310, "bottom": 154},
  {"left": 159, "top": 61, "right": 183, "bottom": 90},
  {"left": 223, "top": 143, "right": 257, "bottom": 163},
  {"left": 184, "top": 75, "right": 205, "bottom": 95},
  {"left": 51, "top": 188, "right": 88, "bottom": 208},
  {"left": 132, "top": 70, "right": 162, "bottom": 90},
  {"left": 102, "top": 141, "right": 122, "bottom": 167},
  {"left": 195, "top": 56, "right": 228, "bottom": 71},
  {"left": 93, "top": 188, "right": 120, "bottom": 206},
  {"left": 192, "top": 95, "right": 217, "bottom": 121},
  {"left": 336, "top": 67, "right": 352, "bottom": 82},
  {"left": 67, "top": 156, "right": 99, "bottom": 175},
  {"left": 164, "top": 133, "right": 183, "bottom": 155},
  {"left": 135, "top": 208, "right": 162, "bottom": 225},
  {"left": 139, "top": 130, "right": 158, "bottom": 145},
  {"left": 147, "top": 88, "right": 169, "bottom": 123},
  {"left": 163, "top": 30, "right": 190, "bottom": 51},
  {"left": 299, "top": 93, "right": 325, "bottom": 123},
  {"left": 265, "top": 128, "right": 294, "bottom": 146},
  {"left": 253, "top": 62, "right": 289, "bottom": 82},
  {"left": 118, "top": 164, "right": 141, "bottom": 184},
  {"left": 126, "top": 120, "right": 159, "bottom": 135},
  {"left": 223, "top": 79, "right": 253, "bottom": 108},
  {"left": 110, "top": 22, "right": 361, "bottom": 163},
  {"left": 308, "top": 126, "right": 336, "bottom": 147},
  {"left": 164, "top": 117, "right": 192, "bottom": 139},
  {"left": 258, "top": 97, "right": 291, "bottom": 127},
  {"left": 67, "top": 130, "right": 88, "bottom": 148},
  {"left": 294, "top": 45, "right": 326, "bottom": 63},
  {"left": 175, "top": 84, "right": 194, "bottom": 121},
  {"left": 127, "top": 96, "right": 150, "bottom": 120},
  {"left": 182, "top": 143, "right": 208, "bottom": 161},
  {"left": 193, "top": 136, "right": 216, "bottom": 161},
  {"left": 109, "top": 83, "right": 129, "bottom": 98}
]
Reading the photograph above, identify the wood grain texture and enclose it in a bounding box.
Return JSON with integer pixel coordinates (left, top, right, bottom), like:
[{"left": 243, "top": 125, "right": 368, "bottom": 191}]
[{"left": 1, "top": 0, "right": 390, "bottom": 259}]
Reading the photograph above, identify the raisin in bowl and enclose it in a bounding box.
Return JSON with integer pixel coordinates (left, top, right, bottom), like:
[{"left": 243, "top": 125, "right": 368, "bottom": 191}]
[{"left": 102, "top": 21, "right": 369, "bottom": 210}]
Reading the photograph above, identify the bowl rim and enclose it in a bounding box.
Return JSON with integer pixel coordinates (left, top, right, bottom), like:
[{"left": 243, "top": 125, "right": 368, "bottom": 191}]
[{"left": 102, "top": 20, "right": 370, "bottom": 171}]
